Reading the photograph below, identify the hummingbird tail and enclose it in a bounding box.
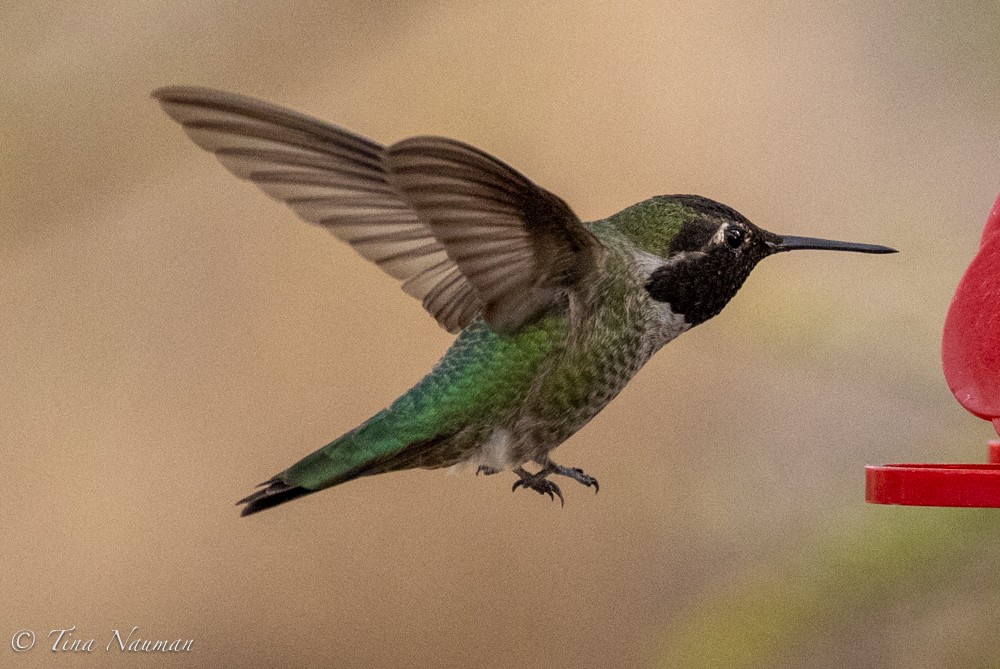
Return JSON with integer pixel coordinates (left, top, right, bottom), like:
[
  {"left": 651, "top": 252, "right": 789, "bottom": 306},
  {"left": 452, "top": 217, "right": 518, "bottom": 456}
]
[
  {"left": 235, "top": 409, "right": 457, "bottom": 516},
  {"left": 237, "top": 477, "right": 315, "bottom": 516}
]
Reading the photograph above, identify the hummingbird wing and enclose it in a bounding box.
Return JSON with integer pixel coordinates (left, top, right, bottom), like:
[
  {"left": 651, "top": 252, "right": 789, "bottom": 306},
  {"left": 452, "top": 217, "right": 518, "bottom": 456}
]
[
  {"left": 385, "top": 137, "right": 604, "bottom": 333},
  {"left": 153, "top": 86, "right": 484, "bottom": 333}
]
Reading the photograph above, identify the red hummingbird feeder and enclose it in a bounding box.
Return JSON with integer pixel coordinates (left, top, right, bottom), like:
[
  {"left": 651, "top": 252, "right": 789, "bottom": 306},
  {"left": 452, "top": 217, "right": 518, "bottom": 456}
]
[{"left": 866, "top": 194, "right": 1000, "bottom": 507}]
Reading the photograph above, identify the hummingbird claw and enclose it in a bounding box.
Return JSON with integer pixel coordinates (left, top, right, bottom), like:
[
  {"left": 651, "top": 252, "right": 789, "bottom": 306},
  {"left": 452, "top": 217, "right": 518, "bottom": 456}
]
[
  {"left": 511, "top": 472, "right": 564, "bottom": 506},
  {"left": 549, "top": 464, "right": 599, "bottom": 493},
  {"left": 477, "top": 465, "right": 499, "bottom": 477}
]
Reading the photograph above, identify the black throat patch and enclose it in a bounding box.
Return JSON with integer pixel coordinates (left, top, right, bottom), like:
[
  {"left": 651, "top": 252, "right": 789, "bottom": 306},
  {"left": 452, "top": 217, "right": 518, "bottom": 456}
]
[{"left": 644, "top": 248, "right": 761, "bottom": 326}]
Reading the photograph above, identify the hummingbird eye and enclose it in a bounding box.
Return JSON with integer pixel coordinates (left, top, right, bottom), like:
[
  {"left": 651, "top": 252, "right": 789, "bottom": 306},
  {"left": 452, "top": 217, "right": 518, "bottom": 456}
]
[{"left": 724, "top": 226, "right": 746, "bottom": 249}]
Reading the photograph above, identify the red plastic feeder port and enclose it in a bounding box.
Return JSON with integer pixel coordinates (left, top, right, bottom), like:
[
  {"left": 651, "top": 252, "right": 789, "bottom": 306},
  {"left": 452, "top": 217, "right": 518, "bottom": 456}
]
[
  {"left": 866, "top": 194, "right": 1000, "bottom": 507},
  {"left": 865, "top": 447, "right": 1000, "bottom": 507}
]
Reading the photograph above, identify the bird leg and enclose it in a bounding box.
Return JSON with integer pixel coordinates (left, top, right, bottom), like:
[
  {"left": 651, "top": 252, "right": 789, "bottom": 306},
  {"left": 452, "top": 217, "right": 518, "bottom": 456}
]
[
  {"left": 547, "top": 463, "right": 600, "bottom": 493},
  {"left": 511, "top": 466, "right": 564, "bottom": 505},
  {"left": 509, "top": 462, "right": 599, "bottom": 504}
]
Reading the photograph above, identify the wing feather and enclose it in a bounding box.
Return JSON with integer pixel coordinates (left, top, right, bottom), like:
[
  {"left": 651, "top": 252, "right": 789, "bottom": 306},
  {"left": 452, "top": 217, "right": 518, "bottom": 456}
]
[
  {"left": 385, "top": 137, "right": 604, "bottom": 332},
  {"left": 153, "top": 86, "right": 484, "bottom": 333},
  {"left": 155, "top": 87, "right": 602, "bottom": 334}
]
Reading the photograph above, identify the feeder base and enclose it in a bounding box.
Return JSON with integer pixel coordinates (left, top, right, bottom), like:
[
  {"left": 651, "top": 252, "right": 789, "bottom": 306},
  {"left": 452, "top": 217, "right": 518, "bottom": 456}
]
[{"left": 866, "top": 442, "right": 1000, "bottom": 507}]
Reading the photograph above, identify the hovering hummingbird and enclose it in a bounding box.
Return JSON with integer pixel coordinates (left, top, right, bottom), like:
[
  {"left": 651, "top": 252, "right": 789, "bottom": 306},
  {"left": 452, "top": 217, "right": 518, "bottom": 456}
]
[{"left": 154, "top": 86, "right": 896, "bottom": 515}]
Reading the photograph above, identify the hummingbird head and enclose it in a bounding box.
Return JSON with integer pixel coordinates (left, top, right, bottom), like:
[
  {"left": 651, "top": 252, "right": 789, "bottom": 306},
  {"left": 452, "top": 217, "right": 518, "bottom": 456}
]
[{"left": 621, "top": 195, "right": 896, "bottom": 326}]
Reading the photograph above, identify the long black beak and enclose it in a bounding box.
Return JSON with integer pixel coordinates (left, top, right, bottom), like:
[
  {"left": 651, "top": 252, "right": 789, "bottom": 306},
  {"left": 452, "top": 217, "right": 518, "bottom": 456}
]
[{"left": 767, "top": 235, "right": 897, "bottom": 254}]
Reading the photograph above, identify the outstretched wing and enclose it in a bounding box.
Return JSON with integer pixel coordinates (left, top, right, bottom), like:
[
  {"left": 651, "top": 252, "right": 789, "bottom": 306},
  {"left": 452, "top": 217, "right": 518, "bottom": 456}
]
[
  {"left": 154, "top": 86, "right": 604, "bottom": 334},
  {"left": 153, "top": 86, "right": 482, "bottom": 333},
  {"left": 386, "top": 137, "right": 604, "bottom": 332}
]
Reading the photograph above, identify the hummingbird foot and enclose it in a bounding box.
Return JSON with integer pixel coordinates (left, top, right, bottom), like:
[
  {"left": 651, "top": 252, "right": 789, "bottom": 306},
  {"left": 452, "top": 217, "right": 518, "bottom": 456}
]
[
  {"left": 511, "top": 467, "right": 564, "bottom": 505},
  {"left": 548, "top": 464, "right": 600, "bottom": 493},
  {"left": 476, "top": 465, "right": 500, "bottom": 476}
]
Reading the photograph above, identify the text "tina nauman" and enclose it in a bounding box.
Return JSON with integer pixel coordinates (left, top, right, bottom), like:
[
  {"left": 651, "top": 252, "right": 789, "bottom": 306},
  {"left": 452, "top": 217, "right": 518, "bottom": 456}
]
[{"left": 47, "top": 626, "right": 194, "bottom": 652}]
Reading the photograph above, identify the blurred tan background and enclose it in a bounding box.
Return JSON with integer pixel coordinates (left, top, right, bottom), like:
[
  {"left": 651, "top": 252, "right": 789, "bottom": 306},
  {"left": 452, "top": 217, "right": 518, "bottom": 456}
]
[{"left": 3, "top": 1, "right": 1000, "bottom": 667}]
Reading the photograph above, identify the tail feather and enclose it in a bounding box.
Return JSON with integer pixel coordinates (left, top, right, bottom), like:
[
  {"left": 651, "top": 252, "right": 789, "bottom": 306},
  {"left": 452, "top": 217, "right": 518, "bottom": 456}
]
[
  {"left": 237, "top": 477, "right": 314, "bottom": 516},
  {"left": 236, "top": 426, "right": 454, "bottom": 516}
]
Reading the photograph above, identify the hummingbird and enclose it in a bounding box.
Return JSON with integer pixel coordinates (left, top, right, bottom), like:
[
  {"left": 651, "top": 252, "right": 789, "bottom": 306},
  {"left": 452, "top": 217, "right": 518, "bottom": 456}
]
[{"left": 154, "top": 86, "right": 896, "bottom": 515}]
